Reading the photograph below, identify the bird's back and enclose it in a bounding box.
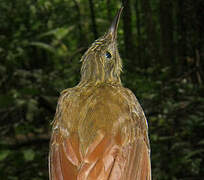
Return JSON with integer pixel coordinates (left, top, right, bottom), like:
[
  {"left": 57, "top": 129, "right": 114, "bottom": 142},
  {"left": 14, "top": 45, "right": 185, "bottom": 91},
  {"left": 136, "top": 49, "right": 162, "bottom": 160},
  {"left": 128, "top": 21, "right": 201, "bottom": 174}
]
[{"left": 49, "top": 83, "right": 151, "bottom": 180}]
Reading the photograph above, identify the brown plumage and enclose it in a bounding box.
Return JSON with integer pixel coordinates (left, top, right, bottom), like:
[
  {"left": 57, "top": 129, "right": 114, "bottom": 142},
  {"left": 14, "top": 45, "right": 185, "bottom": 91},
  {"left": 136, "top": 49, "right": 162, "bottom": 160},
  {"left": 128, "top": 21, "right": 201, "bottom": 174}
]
[{"left": 49, "top": 7, "right": 151, "bottom": 180}]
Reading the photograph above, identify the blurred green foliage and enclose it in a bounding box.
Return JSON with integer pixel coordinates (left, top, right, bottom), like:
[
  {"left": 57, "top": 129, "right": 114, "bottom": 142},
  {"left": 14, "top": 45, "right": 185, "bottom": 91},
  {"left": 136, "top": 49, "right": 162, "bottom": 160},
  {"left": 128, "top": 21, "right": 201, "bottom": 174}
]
[{"left": 0, "top": 0, "right": 204, "bottom": 179}]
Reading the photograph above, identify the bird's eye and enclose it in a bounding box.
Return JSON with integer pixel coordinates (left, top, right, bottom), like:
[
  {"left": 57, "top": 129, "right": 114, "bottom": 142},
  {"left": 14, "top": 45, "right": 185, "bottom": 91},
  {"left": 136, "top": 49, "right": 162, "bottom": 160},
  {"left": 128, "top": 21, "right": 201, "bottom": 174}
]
[{"left": 105, "top": 51, "right": 112, "bottom": 59}]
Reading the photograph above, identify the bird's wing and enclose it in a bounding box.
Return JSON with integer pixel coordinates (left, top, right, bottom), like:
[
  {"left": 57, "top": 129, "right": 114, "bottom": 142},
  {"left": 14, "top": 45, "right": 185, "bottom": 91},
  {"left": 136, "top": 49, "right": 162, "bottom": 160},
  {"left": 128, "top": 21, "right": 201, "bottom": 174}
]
[
  {"left": 49, "top": 87, "right": 151, "bottom": 180},
  {"left": 116, "top": 89, "right": 151, "bottom": 180}
]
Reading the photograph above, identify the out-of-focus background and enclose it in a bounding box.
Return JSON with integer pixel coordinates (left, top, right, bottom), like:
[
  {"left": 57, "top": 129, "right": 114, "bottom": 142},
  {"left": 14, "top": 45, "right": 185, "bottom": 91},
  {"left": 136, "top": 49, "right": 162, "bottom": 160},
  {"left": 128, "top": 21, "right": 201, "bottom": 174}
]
[{"left": 0, "top": 0, "right": 204, "bottom": 179}]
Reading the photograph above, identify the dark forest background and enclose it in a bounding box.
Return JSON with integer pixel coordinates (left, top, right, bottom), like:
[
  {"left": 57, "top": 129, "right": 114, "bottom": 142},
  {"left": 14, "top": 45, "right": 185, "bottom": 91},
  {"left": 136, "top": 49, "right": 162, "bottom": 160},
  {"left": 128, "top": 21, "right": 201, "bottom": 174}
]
[{"left": 0, "top": 0, "right": 204, "bottom": 179}]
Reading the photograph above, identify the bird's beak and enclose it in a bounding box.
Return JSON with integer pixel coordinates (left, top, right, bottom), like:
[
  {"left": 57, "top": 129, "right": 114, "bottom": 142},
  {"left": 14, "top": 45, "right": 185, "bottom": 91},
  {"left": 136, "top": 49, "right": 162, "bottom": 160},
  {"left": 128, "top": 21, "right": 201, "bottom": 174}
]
[{"left": 109, "top": 7, "right": 123, "bottom": 41}]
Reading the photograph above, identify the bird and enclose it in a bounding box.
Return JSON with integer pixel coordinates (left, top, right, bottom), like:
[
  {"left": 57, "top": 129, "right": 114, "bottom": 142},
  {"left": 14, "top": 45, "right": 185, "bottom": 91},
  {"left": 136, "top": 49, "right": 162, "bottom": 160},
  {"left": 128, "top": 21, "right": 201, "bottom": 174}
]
[{"left": 49, "top": 7, "right": 151, "bottom": 180}]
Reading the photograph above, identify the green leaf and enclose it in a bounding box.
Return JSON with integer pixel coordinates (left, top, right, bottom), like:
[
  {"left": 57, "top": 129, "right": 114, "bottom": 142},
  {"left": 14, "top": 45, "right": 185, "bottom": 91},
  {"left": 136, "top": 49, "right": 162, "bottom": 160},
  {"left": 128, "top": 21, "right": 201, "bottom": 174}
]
[
  {"left": 55, "top": 27, "right": 73, "bottom": 40},
  {"left": 26, "top": 99, "right": 38, "bottom": 121},
  {"left": 29, "top": 42, "right": 55, "bottom": 53},
  {"left": 38, "top": 28, "right": 60, "bottom": 38},
  {"left": 185, "top": 149, "right": 204, "bottom": 159},
  {"left": 198, "top": 140, "right": 204, "bottom": 145},
  {"left": 23, "top": 149, "right": 35, "bottom": 161},
  {"left": 30, "top": 5, "right": 36, "bottom": 15},
  {"left": 38, "top": 26, "right": 74, "bottom": 39},
  {"left": 20, "top": 88, "right": 40, "bottom": 96},
  {"left": 0, "top": 95, "right": 14, "bottom": 108},
  {"left": 0, "top": 150, "right": 10, "bottom": 161}
]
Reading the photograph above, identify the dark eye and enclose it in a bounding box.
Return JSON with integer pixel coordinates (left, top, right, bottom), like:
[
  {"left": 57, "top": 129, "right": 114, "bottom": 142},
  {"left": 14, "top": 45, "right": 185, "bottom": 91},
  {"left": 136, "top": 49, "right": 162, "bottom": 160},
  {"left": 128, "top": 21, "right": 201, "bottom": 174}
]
[{"left": 105, "top": 51, "right": 112, "bottom": 59}]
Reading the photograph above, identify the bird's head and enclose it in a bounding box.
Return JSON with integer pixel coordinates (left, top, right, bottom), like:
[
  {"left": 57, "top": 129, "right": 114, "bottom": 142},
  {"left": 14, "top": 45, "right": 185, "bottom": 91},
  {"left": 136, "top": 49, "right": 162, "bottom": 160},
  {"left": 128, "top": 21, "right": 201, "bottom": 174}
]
[{"left": 80, "top": 7, "right": 123, "bottom": 86}]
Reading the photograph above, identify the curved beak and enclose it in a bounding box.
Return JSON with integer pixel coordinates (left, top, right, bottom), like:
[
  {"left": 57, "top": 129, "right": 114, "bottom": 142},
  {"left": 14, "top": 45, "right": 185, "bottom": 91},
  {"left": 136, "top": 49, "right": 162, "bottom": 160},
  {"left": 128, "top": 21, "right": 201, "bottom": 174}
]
[{"left": 109, "top": 7, "right": 123, "bottom": 41}]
